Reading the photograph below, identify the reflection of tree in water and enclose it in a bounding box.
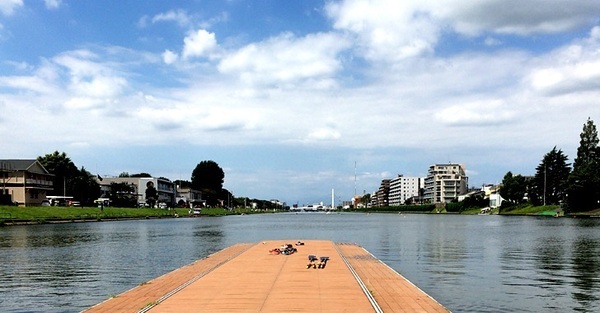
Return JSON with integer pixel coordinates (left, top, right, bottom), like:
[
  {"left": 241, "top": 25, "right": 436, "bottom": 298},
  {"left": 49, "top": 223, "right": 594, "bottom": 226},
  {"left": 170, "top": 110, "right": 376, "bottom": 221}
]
[
  {"left": 572, "top": 237, "right": 600, "bottom": 309},
  {"left": 193, "top": 229, "right": 224, "bottom": 240}
]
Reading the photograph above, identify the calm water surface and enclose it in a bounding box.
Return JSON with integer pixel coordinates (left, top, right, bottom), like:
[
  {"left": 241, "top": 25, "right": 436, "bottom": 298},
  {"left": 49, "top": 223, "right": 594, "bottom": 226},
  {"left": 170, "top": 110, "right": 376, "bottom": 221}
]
[{"left": 0, "top": 213, "right": 599, "bottom": 312}]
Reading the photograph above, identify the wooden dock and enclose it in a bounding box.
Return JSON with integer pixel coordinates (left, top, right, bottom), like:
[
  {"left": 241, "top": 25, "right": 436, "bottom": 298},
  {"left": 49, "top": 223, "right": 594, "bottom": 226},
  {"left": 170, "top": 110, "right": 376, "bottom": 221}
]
[{"left": 84, "top": 240, "right": 450, "bottom": 313}]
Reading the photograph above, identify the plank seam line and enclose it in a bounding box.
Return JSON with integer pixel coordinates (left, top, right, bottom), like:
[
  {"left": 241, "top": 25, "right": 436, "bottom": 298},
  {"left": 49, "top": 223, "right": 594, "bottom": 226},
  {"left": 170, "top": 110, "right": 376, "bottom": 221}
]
[
  {"left": 137, "top": 243, "right": 256, "bottom": 313},
  {"left": 359, "top": 246, "right": 452, "bottom": 313},
  {"left": 257, "top": 251, "right": 288, "bottom": 311},
  {"left": 335, "top": 243, "right": 384, "bottom": 313}
]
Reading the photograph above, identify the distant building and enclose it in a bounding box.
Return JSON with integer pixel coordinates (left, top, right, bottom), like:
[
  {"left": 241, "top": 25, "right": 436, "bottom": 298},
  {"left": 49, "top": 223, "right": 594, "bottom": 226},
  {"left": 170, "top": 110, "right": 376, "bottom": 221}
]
[
  {"left": 371, "top": 179, "right": 391, "bottom": 207},
  {"left": 0, "top": 159, "right": 54, "bottom": 206},
  {"left": 97, "top": 176, "right": 176, "bottom": 207},
  {"left": 176, "top": 187, "right": 203, "bottom": 208},
  {"left": 389, "top": 175, "right": 425, "bottom": 206},
  {"left": 423, "top": 163, "right": 468, "bottom": 204}
]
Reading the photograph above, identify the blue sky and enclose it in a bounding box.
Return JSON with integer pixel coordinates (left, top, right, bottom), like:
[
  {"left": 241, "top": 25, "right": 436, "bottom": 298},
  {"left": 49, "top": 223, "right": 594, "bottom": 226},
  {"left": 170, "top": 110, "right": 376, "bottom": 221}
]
[{"left": 1, "top": 0, "right": 599, "bottom": 206}]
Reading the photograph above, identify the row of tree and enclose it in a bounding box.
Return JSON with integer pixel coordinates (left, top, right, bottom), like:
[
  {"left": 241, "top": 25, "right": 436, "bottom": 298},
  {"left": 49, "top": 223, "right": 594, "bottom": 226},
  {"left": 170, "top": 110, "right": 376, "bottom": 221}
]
[
  {"left": 36, "top": 153, "right": 233, "bottom": 207},
  {"left": 500, "top": 118, "right": 600, "bottom": 212}
]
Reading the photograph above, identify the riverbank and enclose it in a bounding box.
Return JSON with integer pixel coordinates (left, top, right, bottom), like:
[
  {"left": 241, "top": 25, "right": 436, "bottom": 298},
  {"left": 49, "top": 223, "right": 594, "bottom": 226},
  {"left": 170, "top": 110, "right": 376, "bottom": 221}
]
[
  {"left": 0, "top": 206, "right": 273, "bottom": 226},
  {"left": 357, "top": 204, "right": 600, "bottom": 217}
]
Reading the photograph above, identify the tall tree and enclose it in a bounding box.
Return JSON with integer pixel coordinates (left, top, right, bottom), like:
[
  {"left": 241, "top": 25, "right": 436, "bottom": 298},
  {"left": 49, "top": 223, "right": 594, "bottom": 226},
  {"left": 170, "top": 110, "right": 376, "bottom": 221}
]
[
  {"left": 191, "top": 160, "right": 224, "bottom": 206},
  {"left": 38, "top": 151, "right": 78, "bottom": 196},
  {"left": 499, "top": 171, "right": 527, "bottom": 206},
  {"left": 38, "top": 152, "right": 99, "bottom": 204},
  {"left": 567, "top": 118, "right": 600, "bottom": 212},
  {"left": 530, "top": 147, "right": 570, "bottom": 205},
  {"left": 70, "top": 167, "right": 100, "bottom": 206}
]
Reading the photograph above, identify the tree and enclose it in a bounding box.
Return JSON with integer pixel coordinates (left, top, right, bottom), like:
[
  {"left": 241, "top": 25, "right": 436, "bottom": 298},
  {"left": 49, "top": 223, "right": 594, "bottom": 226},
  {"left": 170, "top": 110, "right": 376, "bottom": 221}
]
[
  {"left": 110, "top": 182, "right": 137, "bottom": 207},
  {"left": 567, "top": 118, "right": 600, "bottom": 212},
  {"left": 145, "top": 181, "right": 158, "bottom": 208},
  {"left": 70, "top": 167, "right": 100, "bottom": 206},
  {"left": 499, "top": 172, "right": 527, "bottom": 206},
  {"left": 38, "top": 151, "right": 78, "bottom": 196},
  {"left": 530, "top": 147, "right": 570, "bottom": 206},
  {"left": 38, "top": 152, "right": 99, "bottom": 205},
  {"left": 191, "top": 160, "right": 224, "bottom": 206},
  {"left": 361, "top": 193, "right": 371, "bottom": 207}
]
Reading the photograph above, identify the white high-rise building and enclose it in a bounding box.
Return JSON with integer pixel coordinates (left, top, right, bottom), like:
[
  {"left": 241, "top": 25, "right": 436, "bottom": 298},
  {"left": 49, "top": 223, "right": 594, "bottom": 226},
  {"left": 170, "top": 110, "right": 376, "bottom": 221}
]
[
  {"left": 423, "top": 164, "right": 468, "bottom": 204},
  {"left": 389, "top": 175, "right": 425, "bottom": 206}
]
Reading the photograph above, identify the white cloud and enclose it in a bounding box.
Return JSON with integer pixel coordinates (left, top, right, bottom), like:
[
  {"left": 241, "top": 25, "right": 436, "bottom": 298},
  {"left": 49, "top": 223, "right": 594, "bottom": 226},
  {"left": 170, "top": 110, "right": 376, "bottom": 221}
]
[
  {"left": 527, "top": 28, "right": 600, "bottom": 96},
  {"left": 182, "top": 29, "right": 218, "bottom": 59},
  {"left": 218, "top": 32, "right": 349, "bottom": 87},
  {"left": 162, "top": 49, "right": 178, "bottom": 64},
  {"left": 0, "top": 0, "right": 22, "bottom": 16},
  {"left": 44, "top": 0, "right": 61, "bottom": 10},
  {"left": 434, "top": 99, "right": 517, "bottom": 127},
  {"left": 326, "top": 0, "right": 600, "bottom": 64},
  {"left": 307, "top": 128, "right": 342, "bottom": 141},
  {"left": 50, "top": 50, "right": 129, "bottom": 109},
  {"left": 326, "top": 0, "right": 439, "bottom": 62},
  {"left": 151, "top": 9, "right": 191, "bottom": 28}
]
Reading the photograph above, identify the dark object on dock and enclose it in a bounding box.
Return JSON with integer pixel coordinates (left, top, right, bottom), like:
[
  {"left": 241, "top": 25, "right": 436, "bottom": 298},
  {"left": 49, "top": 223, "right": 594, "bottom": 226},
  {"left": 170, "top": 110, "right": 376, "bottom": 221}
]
[
  {"left": 307, "top": 254, "right": 318, "bottom": 269},
  {"left": 318, "top": 256, "right": 329, "bottom": 269},
  {"left": 270, "top": 243, "right": 298, "bottom": 255}
]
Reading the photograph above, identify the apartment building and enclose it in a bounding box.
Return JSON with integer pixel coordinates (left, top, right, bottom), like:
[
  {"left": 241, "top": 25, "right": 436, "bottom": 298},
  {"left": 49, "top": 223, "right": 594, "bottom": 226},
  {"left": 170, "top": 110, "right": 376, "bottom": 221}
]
[
  {"left": 423, "top": 163, "right": 468, "bottom": 204},
  {"left": 371, "top": 179, "right": 391, "bottom": 207},
  {"left": 389, "top": 175, "right": 425, "bottom": 206}
]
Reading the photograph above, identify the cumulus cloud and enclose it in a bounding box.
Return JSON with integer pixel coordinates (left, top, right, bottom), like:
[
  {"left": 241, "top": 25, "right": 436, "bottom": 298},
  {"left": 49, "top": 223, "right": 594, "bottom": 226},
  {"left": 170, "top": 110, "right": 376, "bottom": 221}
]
[
  {"left": 162, "top": 49, "right": 178, "bottom": 64},
  {"left": 326, "top": 0, "right": 439, "bottom": 62},
  {"left": 182, "top": 29, "right": 218, "bottom": 59},
  {"left": 218, "top": 32, "right": 349, "bottom": 87}
]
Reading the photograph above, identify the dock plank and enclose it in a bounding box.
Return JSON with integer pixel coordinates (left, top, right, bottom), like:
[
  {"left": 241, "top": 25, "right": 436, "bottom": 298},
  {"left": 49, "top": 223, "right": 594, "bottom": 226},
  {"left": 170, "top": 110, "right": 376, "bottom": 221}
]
[
  {"left": 336, "top": 242, "right": 450, "bottom": 313},
  {"left": 83, "top": 240, "right": 450, "bottom": 313},
  {"left": 150, "top": 240, "right": 375, "bottom": 313},
  {"left": 83, "top": 243, "right": 254, "bottom": 313}
]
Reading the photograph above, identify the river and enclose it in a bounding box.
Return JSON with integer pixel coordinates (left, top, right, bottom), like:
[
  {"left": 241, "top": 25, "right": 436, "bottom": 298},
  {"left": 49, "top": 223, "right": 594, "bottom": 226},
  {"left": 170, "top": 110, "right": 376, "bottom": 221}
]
[{"left": 0, "top": 213, "right": 599, "bottom": 312}]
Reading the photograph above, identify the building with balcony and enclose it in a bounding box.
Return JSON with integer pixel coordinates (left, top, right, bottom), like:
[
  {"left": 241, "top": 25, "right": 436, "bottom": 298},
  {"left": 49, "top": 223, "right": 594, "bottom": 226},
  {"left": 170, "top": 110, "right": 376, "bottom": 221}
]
[
  {"left": 371, "top": 179, "right": 391, "bottom": 207},
  {"left": 423, "top": 163, "right": 468, "bottom": 204},
  {"left": 0, "top": 160, "right": 54, "bottom": 206},
  {"left": 389, "top": 175, "right": 425, "bottom": 206}
]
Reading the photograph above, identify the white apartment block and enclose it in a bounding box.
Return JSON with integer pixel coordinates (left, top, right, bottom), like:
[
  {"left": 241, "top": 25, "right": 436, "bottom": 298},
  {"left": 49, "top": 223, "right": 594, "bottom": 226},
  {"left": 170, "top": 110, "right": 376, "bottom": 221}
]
[
  {"left": 389, "top": 175, "right": 424, "bottom": 206},
  {"left": 423, "top": 163, "right": 468, "bottom": 204}
]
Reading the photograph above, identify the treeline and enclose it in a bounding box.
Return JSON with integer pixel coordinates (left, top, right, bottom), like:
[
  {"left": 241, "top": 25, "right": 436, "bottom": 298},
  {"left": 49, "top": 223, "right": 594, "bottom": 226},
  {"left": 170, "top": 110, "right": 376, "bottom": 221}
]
[
  {"left": 500, "top": 118, "right": 600, "bottom": 212},
  {"left": 35, "top": 153, "right": 268, "bottom": 208}
]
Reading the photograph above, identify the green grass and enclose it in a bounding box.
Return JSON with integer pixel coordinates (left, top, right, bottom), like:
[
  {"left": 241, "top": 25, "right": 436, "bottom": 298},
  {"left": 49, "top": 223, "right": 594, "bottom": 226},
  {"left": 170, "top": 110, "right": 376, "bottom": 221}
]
[
  {"left": 500, "top": 204, "right": 560, "bottom": 215},
  {"left": 0, "top": 205, "right": 277, "bottom": 225},
  {"left": 0, "top": 205, "right": 189, "bottom": 223}
]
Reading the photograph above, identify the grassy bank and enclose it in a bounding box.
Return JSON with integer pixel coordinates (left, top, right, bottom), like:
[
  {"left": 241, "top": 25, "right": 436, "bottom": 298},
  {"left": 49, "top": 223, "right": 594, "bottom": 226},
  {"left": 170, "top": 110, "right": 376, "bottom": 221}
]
[
  {"left": 0, "top": 205, "right": 268, "bottom": 225},
  {"left": 499, "top": 204, "right": 561, "bottom": 215}
]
